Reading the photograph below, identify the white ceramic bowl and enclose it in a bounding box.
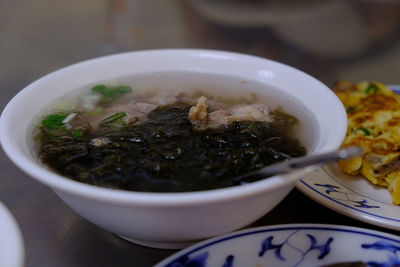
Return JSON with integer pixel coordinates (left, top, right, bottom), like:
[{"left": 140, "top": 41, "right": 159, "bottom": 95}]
[
  {"left": 0, "top": 202, "right": 24, "bottom": 267},
  {"left": 0, "top": 49, "right": 347, "bottom": 249}
]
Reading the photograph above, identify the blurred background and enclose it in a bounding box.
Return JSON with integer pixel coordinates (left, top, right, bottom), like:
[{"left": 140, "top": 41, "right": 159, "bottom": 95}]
[
  {"left": 1, "top": 0, "right": 400, "bottom": 266},
  {"left": 2, "top": 0, "right": 400, "bottom": 108}
]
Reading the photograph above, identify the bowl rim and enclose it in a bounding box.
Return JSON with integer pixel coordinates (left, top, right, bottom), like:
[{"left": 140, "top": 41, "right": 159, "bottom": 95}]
[{"left": 0, "top": 49, "right": 347, "bottom": 206}]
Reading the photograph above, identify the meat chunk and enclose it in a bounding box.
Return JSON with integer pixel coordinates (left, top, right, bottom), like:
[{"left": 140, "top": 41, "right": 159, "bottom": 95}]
[
  {"left": 228, "top": 103, "right": 272, "bottom": 122},
  {"left": 90, "top": 137, "right": 111, "bottom": 147},
  {"left": 189, "top": 96, "right": 272, "bottom": 130},
  {"left": 188, "top": 96, "right": 209, "bottom": 128},
  {"left": 207, "top": 110, "right": 232, "bottom": 129},
  {"left": 88, "top": 102, "right": 157, "bottom": 131},
  {"left": 113, "top": 102, "right": 157, "bottom": 124},
  {"left": 65, "top": 113, "right": 92, "bottom": 134}
]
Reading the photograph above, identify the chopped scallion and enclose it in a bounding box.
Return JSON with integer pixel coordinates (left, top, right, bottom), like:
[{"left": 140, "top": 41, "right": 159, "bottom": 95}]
[
  {"left": 86, "top": 107, "right": 104, "bottom": 116},
  {"left": 72, "top": 130, "right": 83, "bottom": 139},
  {"left": 42, "top": 113, "right": 67, "bottom": 129},
  {"left": 357, "top": 127, "right": 370, "bottom": 136},
  {"left": 365, "top": 83, "right": 379, "bottom": 94},
  {"left": 102, "top": 112, "right": 127, "bottom": 127},
  {"left": 91, "top": 84, "right": 132, "bottom": 104},
  {"left": 62, "top": 113, "right": 77, "bottom": 124},
  {"left": 55, "top": 103, "right": 76, "bottom": 112}
]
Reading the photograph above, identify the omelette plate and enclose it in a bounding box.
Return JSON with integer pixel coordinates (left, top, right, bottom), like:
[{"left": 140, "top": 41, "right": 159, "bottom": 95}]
[{"left": 296, "top": 85, "right": 400, "bottom": 231}]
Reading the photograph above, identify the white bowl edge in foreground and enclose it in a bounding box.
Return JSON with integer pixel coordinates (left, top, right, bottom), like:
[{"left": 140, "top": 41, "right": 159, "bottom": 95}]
[{"left": 0, "top": 202, "right": 24, "bottom": 267}]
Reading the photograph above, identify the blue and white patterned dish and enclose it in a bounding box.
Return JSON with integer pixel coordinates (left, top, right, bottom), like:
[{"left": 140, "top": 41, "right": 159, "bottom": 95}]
[
  {"left": 296, "top": 85, "right": 400, "bottom": 232},
  {"left": 155, "top": 224, "right": 400, "bottom": 267},
  {"left": 297, "top": 164, "right": 400, "bottom": 231}
]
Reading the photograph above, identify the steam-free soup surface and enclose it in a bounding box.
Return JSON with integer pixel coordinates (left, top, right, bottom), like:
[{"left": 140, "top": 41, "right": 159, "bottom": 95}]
[{"left": 36, "top": 83, "right": 306, "bottom": 192}]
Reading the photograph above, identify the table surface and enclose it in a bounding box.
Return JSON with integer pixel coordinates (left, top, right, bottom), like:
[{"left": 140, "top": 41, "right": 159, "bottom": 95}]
[{"left": 1, "top": 0, "right": 400, "bottom": 266}]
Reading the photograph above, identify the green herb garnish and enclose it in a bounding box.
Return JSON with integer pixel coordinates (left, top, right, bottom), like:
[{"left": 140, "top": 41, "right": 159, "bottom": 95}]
[
  {"left": 365, "top": 83, "right": 379, "bottom": 94},
  {"left": 102, "top": 112, "right": 127, "bottom": 127},
  {"left": 42, "top": 113, "right": 67, "bottom": 129},
  {"left": 72, "top": 130, "right": 83, "bottom": 139},
  {"left": 41, "top": 113, "right": 87, "bottom": 138},
  {"left": 357, "top": 127, "right": 370, "bottom": 136},
  {"left": 85, "top": 107, "right": 104, "bottom": 116},
  {"left": 91, "top": 84, "right": 132, "bottom": 104},
  {"left": 41, "top": 113, "right": 69, "bottom": 136}
]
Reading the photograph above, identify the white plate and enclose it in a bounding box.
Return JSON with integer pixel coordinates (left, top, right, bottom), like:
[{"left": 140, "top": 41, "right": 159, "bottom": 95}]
[
  {"left": 0, "top": 202, "right": 24, "bottom": 267},
  {"left": 155, "top": 223, "right": 400, "bottom": 267},
  {"left": 296, "top": 85, "right": 400, "bottom": 231}
]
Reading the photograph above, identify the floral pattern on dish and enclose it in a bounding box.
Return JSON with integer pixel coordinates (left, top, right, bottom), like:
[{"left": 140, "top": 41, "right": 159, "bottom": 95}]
[
  {"left": 297, "top": 163, "right": 400, "bottom": 231},
  {"left": 157, "top": 224, "right": 400, "bottom": 267}
]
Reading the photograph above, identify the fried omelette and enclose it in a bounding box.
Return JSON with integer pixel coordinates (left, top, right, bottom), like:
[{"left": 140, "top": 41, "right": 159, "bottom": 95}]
[{"left": 334, "top": 81, "right": 400, "bottom": 205}]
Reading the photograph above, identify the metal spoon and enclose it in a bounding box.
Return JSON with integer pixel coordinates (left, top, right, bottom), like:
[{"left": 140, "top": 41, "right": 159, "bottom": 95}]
[{"left": 233, "top": 146, "right": 363, "bottom": 184}]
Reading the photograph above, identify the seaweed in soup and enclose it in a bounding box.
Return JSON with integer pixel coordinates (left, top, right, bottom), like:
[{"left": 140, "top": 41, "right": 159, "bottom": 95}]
[{"left": 37, "top": 87, "right": 306, "bottom": 192}]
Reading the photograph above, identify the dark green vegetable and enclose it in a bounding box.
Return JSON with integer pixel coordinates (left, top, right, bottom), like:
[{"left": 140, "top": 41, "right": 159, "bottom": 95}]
[
  {"left": 38, "top": 103, "right": 306, "bottom": 192},
  {"left": 365, "top": 83, "right": 379, "bottom": 94},
  {"left": 91, "top": 84, "right": 132, "bottom": 104}
]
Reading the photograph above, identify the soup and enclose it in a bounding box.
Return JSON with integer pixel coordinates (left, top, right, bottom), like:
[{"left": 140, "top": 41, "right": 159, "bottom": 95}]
[{"left": 34, "top": 73, "right": 308, "bottom": 192}]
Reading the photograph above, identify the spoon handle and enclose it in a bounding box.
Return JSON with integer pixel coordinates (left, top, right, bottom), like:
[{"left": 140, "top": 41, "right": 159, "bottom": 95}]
[{"left": 234, "top": 146, "right": 363, "bottom": 184}]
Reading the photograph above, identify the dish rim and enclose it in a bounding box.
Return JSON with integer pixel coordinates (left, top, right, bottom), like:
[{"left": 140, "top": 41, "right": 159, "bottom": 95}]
[{"left": 155, "top": 222, "right": 400, "bottom": 267}]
